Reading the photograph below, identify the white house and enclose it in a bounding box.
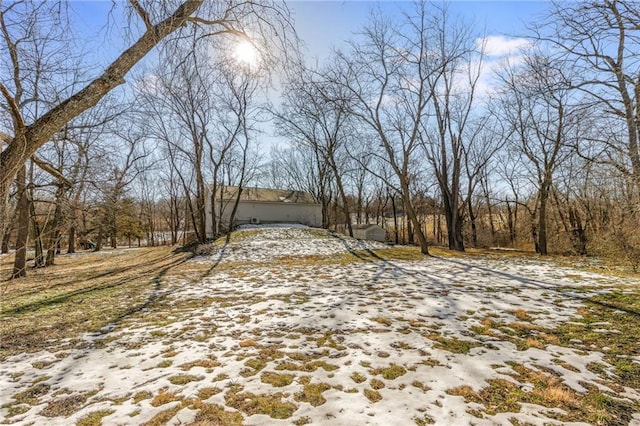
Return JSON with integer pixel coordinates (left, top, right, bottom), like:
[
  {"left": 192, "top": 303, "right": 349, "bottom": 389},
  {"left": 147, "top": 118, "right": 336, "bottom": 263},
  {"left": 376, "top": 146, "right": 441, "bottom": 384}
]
[{"left": 205, "top": 186, "right": 322, "bottom": 238}]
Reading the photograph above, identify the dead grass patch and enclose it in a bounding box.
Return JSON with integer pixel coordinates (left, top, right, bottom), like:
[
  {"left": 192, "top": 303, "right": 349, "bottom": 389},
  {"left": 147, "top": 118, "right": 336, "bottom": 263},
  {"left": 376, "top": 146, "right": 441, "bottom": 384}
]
[
  {"left": 240, "top": 358, "right": 267, "bottom": 377},
  {"left": 294, "top": 377, "right": 331, "bottom": 407},
  {"left": 363, "top": 388, "right": 382, "bottom": 403},
  {"left": 370, "top": 379, "right": 385, "bottom": 390},
  {"left": 412, "top": 381, "right": 430, "bottom": 392},
  {"left": 371, "top": 317, "right": 392, "bottom": 326},
  {"left": 287, "top": 350, "right": 329, "bottom": 362},
  {"left": 511, "top": 309, "right": 533, "bottom": 322},
  {"left": 1, "top": 247, "right": 190, "bottom": 359},
  {"left": 425, "top": 334, "right": 481, "bottom": 354},
  {"left": 414, "top": 413, "right": 436, "bottom": 425},
  {"left": 40, "top": 393, "right": 90, "bottom": 417},
  {"left": 150, "top": 390, "right": 181, "bottom": 407},
  {"left": 11, "top": 383, "right": 50, "bottom": 405},
  {"left": 197, "top": 387, "right": 222, "bottom": 400},
  {"left": 190, "top": 401, "right": 244, "bottom": 425},
  {"left": 132, "top": 391, "right": 152, "bottom": 404},
  {"left": 372, "top": 363, "right": 406, "bottom": 380},
  {"left": 315, "top": 332, "right": 346, "bottom": 350},
  {"left": 212, "top": 373, "right": 229, "bottom": 382},
  {"left": 142, "top": 406, "right": 181, "bottom": 426},
  {"left": 275, "top": 360, "right": 339, "bottom": 372},
  {"left": 168, "top": 374, "right": 203, "bottom": 385},
  {"left": 293, "top": 416, "right": 312, "bottom": 425},
  {"left": 448, "top": 363, "right": 639, "bottom": 424},
  {"left": 179, "top": 357, "right": 220, "bottom": 371},
  {"left": 351, "top": 372, "right": 366, "bottom": 384},
  {"left": 1, "top": 404, "right": 30, "bottom": 418},
  {"left": 76, "top": 409, "right": 114, "bottom": 426},
  {"left": 261, "top": 372, "right": 295, "bottom": 387},
  {"left": 224, "top": 386, "right": 297, "bottom": 419}
]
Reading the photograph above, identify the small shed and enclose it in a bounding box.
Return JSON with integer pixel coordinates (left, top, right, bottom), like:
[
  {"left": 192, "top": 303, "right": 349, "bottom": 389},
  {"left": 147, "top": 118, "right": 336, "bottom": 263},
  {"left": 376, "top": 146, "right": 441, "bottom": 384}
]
[{"left": 353, "top": 224, "right": 387, "bottom": 242}]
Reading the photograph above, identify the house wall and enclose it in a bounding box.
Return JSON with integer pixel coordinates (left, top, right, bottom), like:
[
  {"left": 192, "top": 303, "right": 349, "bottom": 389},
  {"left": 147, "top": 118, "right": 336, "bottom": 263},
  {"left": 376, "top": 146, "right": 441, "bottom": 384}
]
[{"left": 206, "top": 197, "right": 322, "bottom": 238}]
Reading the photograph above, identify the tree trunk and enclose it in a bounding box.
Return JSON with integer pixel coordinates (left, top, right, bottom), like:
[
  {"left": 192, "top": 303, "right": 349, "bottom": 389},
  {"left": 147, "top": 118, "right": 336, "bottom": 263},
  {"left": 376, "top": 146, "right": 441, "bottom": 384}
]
[
  {"left": 468, "top": 196, "right": 478, "bottom": 248},
  {"left": 487, "top": 199, "right": 496, "bottom": 246},
  {"left": 68, "top": 226, "right": 76, "bottom": 253},
  {"left": 506, "top": 200, "right": 516, "bottom": 246},
  {"left": 95, "top": 227, "right": 103, "bottom": 252},
  {"left": 538, "top": 190, "right": 549, "bottom": 255},
  {"left": 333, "top": 169, "right": 353, "bottom": 237},
  {"left": 195, "top": 159, "right": 207, "bottom": 243},
  {"left": 530, "top": 214, "right": 539, "bottom": 254},
  {"left": 226, "top": 187, "right": 244, "bottom": 243},
  {"left": 442, "top": 190, "right": 464, "bottom": 251},
  {"left": 170, "top": 196, "right": 179, "bottom": 244},
  {"left": 406, "top": 203, "right": 414, "bottom": 245},
  {"left": 11, "top": 166, "right": 29, "bottom": 279},
  {"left": 391, "top": 194, "right": 399, "bottom": 245},
  {"left": 400, "top": 185, "right": 429, "bottom": 255},
  {"left": 1, "top": 227, "right": 10, "bottom": 254},
  {"left": 569, "top": 205, "right": 588, "bottom": 255},
  {"left": 46, "top": 189, "right": 64, "bottom": 266},
  {"left": 29, "top": 196, "right": 45, "bottom": 268}
]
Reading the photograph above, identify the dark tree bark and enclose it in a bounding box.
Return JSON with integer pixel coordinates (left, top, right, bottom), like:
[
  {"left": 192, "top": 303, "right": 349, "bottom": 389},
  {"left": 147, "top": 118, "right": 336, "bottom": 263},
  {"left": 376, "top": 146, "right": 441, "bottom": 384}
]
[{"left": 11, "top": 166, "right": 28, "bottom": 279}]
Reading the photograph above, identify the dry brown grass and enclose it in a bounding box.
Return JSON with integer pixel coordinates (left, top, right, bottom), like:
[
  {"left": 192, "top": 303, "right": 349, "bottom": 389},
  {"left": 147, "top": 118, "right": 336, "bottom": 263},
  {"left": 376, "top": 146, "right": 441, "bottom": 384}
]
[
  {"left": 294, "top": 377, "right": 331, "bottom": 407},
  {"left": 150, "top": 390, "right": 181, "bottom": 407},
  {"left": 179, "top": 357, "right": 221, "bottom": 371},
  {"left": 363, "top": 388, "right": 382, "bottom": 403},
  {"left": 239, "top": 339, "right": 259, "bottom": 347},
  {"left": 447, "top": 363, "right": 638, "bottom": 423},
  {"left": 224, "top": 385, "right": 297, "bottom": 419},
  {"left": 0, "top": 247, "right": 191, "bottom": 359}
]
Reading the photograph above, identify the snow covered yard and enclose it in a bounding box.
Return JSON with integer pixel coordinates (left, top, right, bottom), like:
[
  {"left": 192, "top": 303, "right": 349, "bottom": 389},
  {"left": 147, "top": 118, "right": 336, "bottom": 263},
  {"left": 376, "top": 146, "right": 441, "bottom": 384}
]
[{"left": 1, "top": 226, "right": 639, "bottom": 425}]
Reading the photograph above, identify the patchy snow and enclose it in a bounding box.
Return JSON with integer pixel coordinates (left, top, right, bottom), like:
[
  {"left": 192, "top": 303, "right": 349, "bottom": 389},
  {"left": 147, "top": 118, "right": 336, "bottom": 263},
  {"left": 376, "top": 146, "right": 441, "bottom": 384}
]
[
  {"left": 196, "top": 225, "right": 389, "bottom": 263},
  {"left": 1, "top": 225, "right": 639, "bottom": 425}
]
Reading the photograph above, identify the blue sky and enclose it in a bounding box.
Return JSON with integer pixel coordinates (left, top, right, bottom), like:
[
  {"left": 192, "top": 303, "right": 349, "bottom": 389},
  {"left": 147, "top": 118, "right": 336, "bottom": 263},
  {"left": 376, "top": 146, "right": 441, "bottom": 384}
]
[
  {"left": 288, "top": 1, "right": 551, "bottom": 61},
  {"left": 68, "top": 1, "right": 551, "bottom": 67}
]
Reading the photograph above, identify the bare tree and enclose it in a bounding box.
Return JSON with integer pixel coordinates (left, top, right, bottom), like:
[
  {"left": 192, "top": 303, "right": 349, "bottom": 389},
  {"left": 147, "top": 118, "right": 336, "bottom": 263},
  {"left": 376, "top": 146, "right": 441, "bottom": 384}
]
[
  {"left": 495, "top": 52, "right": 577, "bottom": 255},
  {"left": 140, "top": 42, "right": 214, "bottom": 243},
  {"left": 537, "top": 0, "right": 640, "bottom": 207},
  {"left": 0, "top": 0, "right": 294, "bottom": 253},
  {"left": 462, "top": 122, "right": 506, "bottom": 248},
  {"left": 334, "top": 7, "right": 435, "bottom": 254},
  {"left": 275, "top": 64, "right": 354, "bottom": 235},
  {"left": 91, "top": 122, "right": 150, "bottom": 251},
  {"left": 266, "top": 145, "right": 333, "bottom": 228},
  {"left": 0, "top": 1, "right": 77, "bottom": 276},
  {"left": 417, "top": 3, "right": 486, "bottom": 251}
]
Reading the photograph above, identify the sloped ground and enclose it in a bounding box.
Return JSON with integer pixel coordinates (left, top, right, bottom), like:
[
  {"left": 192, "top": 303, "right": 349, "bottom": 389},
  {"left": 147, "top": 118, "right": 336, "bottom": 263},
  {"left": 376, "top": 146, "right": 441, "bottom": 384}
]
[{"left": 1, "top": 225, "right": 639, "bottom": 425}]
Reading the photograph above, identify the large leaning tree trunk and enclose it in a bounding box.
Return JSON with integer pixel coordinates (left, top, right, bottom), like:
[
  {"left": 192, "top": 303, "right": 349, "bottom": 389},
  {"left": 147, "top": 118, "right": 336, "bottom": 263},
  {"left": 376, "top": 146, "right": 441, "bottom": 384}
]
[{"left": 0, "top": 0, "right": 295, "bottom": 250}]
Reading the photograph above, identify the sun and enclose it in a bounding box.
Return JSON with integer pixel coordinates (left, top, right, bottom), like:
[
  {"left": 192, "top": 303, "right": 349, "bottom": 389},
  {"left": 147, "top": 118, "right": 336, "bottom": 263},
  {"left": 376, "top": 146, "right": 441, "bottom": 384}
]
[{"left": 233, "top": 40, "right": 259, "bottom": 67}]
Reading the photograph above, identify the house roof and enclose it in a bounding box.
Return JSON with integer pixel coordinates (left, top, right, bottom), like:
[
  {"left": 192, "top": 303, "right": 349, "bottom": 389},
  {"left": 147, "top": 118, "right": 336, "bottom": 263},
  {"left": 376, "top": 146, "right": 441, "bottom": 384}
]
[{"left": 215, "top": 186, "right": 318, "bottom": 204}]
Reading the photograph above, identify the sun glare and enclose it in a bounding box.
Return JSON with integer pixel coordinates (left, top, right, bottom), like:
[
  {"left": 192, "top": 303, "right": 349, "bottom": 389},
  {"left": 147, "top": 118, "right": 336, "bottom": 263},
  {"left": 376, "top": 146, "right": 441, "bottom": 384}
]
[{"left": 233, "top": 40, "right": 259, "bottom": 67}]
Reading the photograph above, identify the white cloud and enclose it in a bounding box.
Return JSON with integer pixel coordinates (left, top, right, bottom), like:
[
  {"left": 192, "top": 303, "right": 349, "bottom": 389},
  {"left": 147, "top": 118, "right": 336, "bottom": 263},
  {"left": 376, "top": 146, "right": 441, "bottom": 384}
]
[{"left": 478, "top": 35, "right": 532, "bottom": 57}]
